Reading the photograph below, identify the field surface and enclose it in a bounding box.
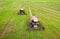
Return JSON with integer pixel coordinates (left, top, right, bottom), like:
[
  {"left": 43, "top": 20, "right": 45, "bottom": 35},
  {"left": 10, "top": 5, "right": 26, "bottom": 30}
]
[{"left": 0, "top": 0, "right": 60, "bottom": 39}]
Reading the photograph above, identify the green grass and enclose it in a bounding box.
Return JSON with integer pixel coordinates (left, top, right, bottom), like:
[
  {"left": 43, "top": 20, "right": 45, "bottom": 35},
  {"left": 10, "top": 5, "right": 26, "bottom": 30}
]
[{"left": 0, "top": 0, "right": 60, "bottom": 39}]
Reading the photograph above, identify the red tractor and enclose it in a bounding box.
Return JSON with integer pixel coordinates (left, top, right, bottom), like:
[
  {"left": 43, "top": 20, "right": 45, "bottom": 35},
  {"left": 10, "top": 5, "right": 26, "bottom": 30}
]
[{"left": 28, "top": 16, "right": 44, "bottom": 30}]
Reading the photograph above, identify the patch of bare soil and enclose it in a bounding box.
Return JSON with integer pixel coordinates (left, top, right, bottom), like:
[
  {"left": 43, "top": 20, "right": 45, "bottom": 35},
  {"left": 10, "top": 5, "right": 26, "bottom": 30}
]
[
  {"left": 0, "top": 7, "right": 4, "bottom": 10},
  {"left": 7, "top": 22, "right": 14, "bottom": 33},
  {"left": 0, "top": 13, "right": 17, "bottom": 37},
  {"left": 9, "top": 22, "right": 17, "bottom": 33},
  {"left": 0, "top": 17, "right": 13, "bottom": 37}
]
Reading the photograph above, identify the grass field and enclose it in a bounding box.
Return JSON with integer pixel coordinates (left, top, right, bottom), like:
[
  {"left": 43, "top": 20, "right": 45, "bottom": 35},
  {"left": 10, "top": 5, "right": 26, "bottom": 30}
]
[{"left": 0, "top": 0, "right": 60, "bottom": 39}]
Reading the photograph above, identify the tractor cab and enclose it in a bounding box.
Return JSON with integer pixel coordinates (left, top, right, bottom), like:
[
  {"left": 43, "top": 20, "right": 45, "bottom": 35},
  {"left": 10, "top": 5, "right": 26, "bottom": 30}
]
[{"left": 20, "top": 8, "right": 25, "bottom": 14}]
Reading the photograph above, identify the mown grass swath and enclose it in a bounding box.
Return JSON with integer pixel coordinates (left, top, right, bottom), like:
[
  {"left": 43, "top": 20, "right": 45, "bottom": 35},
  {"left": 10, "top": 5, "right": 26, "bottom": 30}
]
[{"left": 0, "top": 0, "right": 60, "bottom": 39}]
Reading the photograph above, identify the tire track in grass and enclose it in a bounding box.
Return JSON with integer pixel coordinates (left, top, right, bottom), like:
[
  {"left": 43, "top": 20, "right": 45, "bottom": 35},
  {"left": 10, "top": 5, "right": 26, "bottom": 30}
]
[
  {"left": 36, "top": 7, "right": 60, "bottom": 24},
  {"left": 38, "top": 6, "right": 60, "bottom": 15},
  {"left": 8, "top": 21, "right": 17, "bottom": 33},
  {"left": 45, "top": 4, "right": 60, "bottom": 11},
  {"left": 32, "top": 5, "right": 60, "bottom": 19},
  {"left": 31, "top": 7, "right": 60, "bottom": 38},
  {"left": 31, "top": 4, "right": 60, "bottom": 16},
  {"left": 0, "top": 19, "right": 12, "bottom": 36},
  {"left": 0, "top": 17, "right": 13, "bottom": 36},
  {"left": 39, "top": 9, "right": 60, "bottom": 26},
  {"left": 41, "top": 13, "right": 60, "bottom": 33},
  {"left": 43, "top": 5, "right": 60, "bottom": 12},
  {"left": 39, "top": 7, "right": 60, "bottom": 20},
  {"left": 40, "top": 13, "right": 60, "bottom": 39},
  {"left": 37, "top": 10, "right": 60, "bottom": 36},
  {"left": 38, "top": 7, "right": 60, "bottom": 27},
  {"left": 0, "top": 13, "right": 16, "bottom": 37}
]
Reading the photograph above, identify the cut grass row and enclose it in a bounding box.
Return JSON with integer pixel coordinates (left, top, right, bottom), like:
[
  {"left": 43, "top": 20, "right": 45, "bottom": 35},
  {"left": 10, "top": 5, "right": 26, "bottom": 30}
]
[
  {"left": 0, "top": 2, "right": 60, "bottom": 39},
  {"left": 30, "top": 5, "right": 60, "bottom": 39}
]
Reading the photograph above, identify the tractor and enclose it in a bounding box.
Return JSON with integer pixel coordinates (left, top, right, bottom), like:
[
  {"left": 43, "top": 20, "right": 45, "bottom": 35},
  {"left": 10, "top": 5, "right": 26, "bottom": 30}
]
[
  {"left": 28, "top": 16, "right": 45, "bottom": 31},
  {"left": 18, "top": 8, "right": 27, "bottom": 15}
]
